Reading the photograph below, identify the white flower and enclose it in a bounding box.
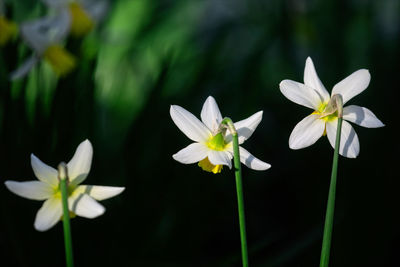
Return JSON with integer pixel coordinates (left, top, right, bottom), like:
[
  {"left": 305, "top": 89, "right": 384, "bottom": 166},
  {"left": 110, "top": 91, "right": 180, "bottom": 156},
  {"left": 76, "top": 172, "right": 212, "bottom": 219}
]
[
  {"left": 170, "top": 96, "right": 271, "bottom": 174},
  {"left": 10, "top": 10, "right": 76, "bottom": 80},
  {"left": 280, "top": 57, "right": 384, "bottom": 158},
  {"left": 4, "top": 140, "right": 125, "bottom": 232},
  {"left": 43, "top": 0, "right": 108, "bottom": 36}
]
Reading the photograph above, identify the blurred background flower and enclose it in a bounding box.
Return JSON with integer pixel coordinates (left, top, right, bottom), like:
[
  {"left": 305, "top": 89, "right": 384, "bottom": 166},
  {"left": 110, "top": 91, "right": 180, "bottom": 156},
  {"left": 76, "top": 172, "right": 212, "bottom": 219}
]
[{"left": 0, "top": 0, "right": 398, "bottom": 266}]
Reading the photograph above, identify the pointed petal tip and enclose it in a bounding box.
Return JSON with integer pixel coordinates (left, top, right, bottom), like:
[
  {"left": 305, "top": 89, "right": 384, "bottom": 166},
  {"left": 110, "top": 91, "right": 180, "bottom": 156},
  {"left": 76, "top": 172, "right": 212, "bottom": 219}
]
[
  {"left": 80, "top": 139, "right": 92, "bottom": 147},
  {"left": 170, "top": 105, "right": 180, "bottom": 111},
  {"left": 254, "top": 162, "right": 271, "bottom": 171},
  {"left": 279, "top": 80, "right": 288, "bottom": 88},
  {"left": 288, "top": 142, "right": 303, "bottom": 150},
  {"left": 172, "top": 153, "right": 179, "bottom": 161},
  {"left": 4, "top": 180, "right": 12, "bottom": 188},
  {"left": 169, "top": 105, "right": 177, "bottom": 114},
  {"left": 34, "top": 224, "right": 47, "bottom": 232},
  {"left": 341, "top": 150, "right": 359, "bottom": 159},
  {"left": 34, "top": 221, "right": 52, "bottom": 232},
  {"left": 117, "top": 187, "right": 126, "bottom": 194}
]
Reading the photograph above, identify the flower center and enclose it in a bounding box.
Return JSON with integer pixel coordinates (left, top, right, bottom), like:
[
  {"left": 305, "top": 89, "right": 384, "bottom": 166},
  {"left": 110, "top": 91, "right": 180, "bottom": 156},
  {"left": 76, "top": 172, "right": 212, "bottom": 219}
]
[
  {"left": 312, "top": 99, "right": 338, "bottom": 123},
  {"left": 198, "top": 158, "right": 223, "bottom": 174},
  {"left": 0, "top": 16, "right": 18, "bottom": 46},
  {"left": 43, "top": 45, "right": 76, "bottom": 76},
  {"left": 69, "top": 3, "right": 94, "bottom": 37},
  {"left": 312, "top": 99, "right": 339, "bottom": 136},
  {"left": 206, "top": 132, "right": 227, "bottom": 151}
]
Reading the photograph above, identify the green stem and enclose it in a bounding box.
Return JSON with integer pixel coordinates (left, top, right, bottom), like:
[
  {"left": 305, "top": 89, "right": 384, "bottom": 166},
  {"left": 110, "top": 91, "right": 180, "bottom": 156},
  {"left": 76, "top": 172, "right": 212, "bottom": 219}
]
[
  {"left": 320, "top": 117, "right": 343, "bottom": 267},
  {"left": 58, "top": 163, "right": 74, "bottom": 267},
  {"left": 221, "top": 118, "right": 249, "bottom": 267}
]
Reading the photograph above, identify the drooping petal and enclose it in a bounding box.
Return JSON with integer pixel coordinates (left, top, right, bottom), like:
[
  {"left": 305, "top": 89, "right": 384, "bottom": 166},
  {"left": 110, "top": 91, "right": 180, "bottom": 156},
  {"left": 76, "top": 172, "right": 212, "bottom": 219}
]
[
  {"left": 69, "top": 194, "right": 105, "bottom": 219},
  {"left": 326, "top": 119, "right": 360, "bottom": 158},
  {"left": 304, "top": 57, "right": 330, "bottom": 103},
  {"left": 170, "top": 105, "right": 211, "bottom": 142},
  {"left": 331, "top": 69, "right": 370, "bottom": 105},
  {"left": 68, "top": 139, "right": 93, "bottom": 186},
  {"left": 289, "top": 114, "right": 325, "bottom": 149},
  {"left": 31, "top": 154, "right": 59, "bottom": 187},
  {"left": 74, "top": 185, "right": 125, "bottom": 201},
  {"left": 4, "top": 181, "right": 54, "bottom": 200},
  {"left": 208, "top": 150, "right": 232, "bottom": 169},
  {"left": 343, "top": 105, "right": 385, "bottom": 128},
  {"left": 9, "top": 55, "right": 39, "bottom": 80},
  {"left": 239, "top": 146, "right": 271, "bottom": 171},
  {"left": 172, "top": 143, "right": 209, "bottom": 164},
  {"left": 225, "top": 111, "right": 263, "bottom": 144},
  {"left": 279, "top": 80, "right": 324, "bottom": 110},
  {"left": 34, "top": 197, "right": 62, "bottom": 231},
  {"left": 200, "top": 96, "right": 223, "bottom": 133}
]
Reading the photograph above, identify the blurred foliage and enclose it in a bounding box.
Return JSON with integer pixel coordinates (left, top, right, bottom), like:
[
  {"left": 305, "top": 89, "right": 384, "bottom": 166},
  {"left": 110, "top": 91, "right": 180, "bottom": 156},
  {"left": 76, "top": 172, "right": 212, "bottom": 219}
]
[{"left": 1, "top": 0, "right": 399, "bottom": 266}]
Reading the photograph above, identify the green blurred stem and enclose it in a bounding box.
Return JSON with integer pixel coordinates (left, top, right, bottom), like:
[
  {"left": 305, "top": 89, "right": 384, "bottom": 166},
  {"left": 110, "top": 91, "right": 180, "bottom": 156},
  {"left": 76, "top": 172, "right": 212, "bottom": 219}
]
[
  {"left": 58, "top": 163, "right": 74, "bottom": 267},
  {"left": 320, "top": 117, "right": 343, "bottom": 267},
  {"left": 221, "top": 118, "right": 249, "bottom": 267}
]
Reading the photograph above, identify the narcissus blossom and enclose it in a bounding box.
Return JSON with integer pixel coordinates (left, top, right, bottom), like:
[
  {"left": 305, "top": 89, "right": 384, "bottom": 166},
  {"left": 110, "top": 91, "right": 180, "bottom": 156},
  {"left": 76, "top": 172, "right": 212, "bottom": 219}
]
[
  {"left": 4, "top": 140, "right": 125, "bottom": 231},
  {"left": 10, "top": 10, "right": 76, "bottom": 80},
  {"left": 280, "top": 57, "right": 384, "bottom": 158},
  {"left": 170, "top": 96, "right": 271, "bottom": 174}
]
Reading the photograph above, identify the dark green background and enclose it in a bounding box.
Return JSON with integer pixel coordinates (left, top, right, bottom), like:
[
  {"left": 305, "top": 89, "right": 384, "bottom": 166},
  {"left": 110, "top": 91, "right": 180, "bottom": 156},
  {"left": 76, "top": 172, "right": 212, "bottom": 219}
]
[{"left": 1, "top": 0, "right": 398, "bottom": 266}]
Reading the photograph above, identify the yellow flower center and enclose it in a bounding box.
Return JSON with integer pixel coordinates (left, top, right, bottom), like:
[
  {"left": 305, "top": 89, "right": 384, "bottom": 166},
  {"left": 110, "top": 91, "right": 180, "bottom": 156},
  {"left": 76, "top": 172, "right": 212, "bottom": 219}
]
[
  {"left": 43, "top": 45, "right": 77, "bottom": 76},
  {"left": 197, "top": 132, "right": 229, "bottom": 174},
  {"left": 198, "top": 158, "right": 223, "bottom": 174},
  {"left": 312, "top": 100, "right": 338, "bottom": 136},
  {"left": 69, "top": 3, "right": 94, "bottom": 37},
  {"left": 0, "top": 16, "right": 18, "bottom": 46},
  {"left": 206, "top": 132, "right": 227, "bottom": 151},
  {"left": 53, "top": 183, "right": 77, "bottom": 220}
]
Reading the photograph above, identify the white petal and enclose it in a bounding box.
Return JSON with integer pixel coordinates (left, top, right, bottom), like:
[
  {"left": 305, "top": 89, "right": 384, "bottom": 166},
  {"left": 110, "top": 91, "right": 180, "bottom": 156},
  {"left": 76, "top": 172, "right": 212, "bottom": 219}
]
[
  {"left": 331, "top": 69, "right": 370, "bottom": 105},
  {"left": 200, "top": 96, "right": 223, "bottom": 133},
  {"left": 10, "top": 55, "right": 39, "bottom": 80},
  {"left": 68, "top": 140, "right": 93, "bottom": 186},
  {"left": 170, "top": 105, "right": 211, "bottom": 142},
  {"left": 31, "top": 154, "right": 59, "bottom": 187},
  {"left": 69, "top": 194, "right": 105, "bottom": 219},
  {"left": 4, "top": 181, "right": 54, "bottom": 200},
  {"left": 74, "top": 185, "right": 125, "bottom": 201},
  {"left": 83, "top": 0, "right": 109, "bottom": 22},
  {"left": 326, "top": 119, "right": 360, "bottom": 158},
  {"left": 239, "top": 146, "right": 271, "bottom": 171},
  {"left": 226, "top": 111, "right": 263, "bottom": 144},
  {"left": 172, "top": 143, "right": 209, "bottom": 164},
  {"left": 21, "top": 20, "right": 49, "bottom": 53},
  {"left": 34, "top": 197, "right": 62, "bottom": 231},
  {"left": 304, "top": 57, "right": 330, "bottom": 103},
  {"left": 343, "top": 105, "right": 385, "bottom": 128},
  {"left": 208, "top": 150, "right": 232, "bottom": 169},
  {"left": 21, "top": 10, "right": 70, "bottom": 53},
  {"left": 280, "top": 80, "right": 324, "bottom": 110},
  {"left": 289, "top": 114, "right": 325, "bottom": 149}
]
